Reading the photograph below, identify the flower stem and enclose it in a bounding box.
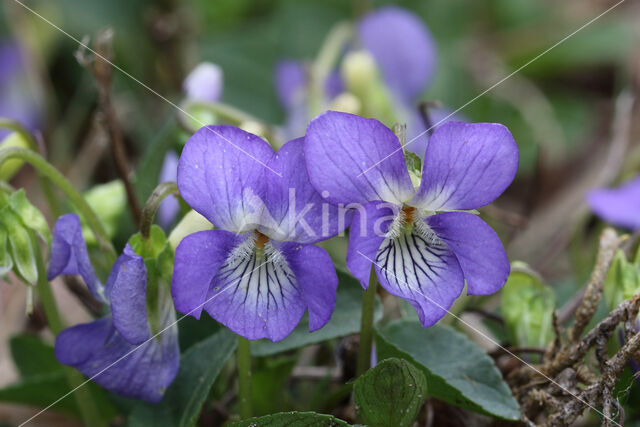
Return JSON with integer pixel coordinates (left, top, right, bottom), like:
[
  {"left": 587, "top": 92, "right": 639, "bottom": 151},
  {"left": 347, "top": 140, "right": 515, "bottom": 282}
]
[
  {"left": 33, "top": 237, "right": 106, "bottom": 427},
  {"left": 140, "top": 181, "right": 179, "bottom": 240},
  {"left": 0, "top": 146, "right": 116, "bottom": 263},
  {"left": 356, "top": 266, "right": 378, "bottom": 377},
  {"left": 0, "top": 119, "right": 61, "bottom": 217},
  {"left": 237, "top": 336, "right": 252, "bottom": 419}
]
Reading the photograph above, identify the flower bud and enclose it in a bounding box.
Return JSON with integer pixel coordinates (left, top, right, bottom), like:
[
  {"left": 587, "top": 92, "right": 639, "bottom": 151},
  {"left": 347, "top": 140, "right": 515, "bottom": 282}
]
[
  {"left": 0, "top": 132, "right": 29, "bottom": 181},
  {"left": 82, "top": 180, "right": 126, "bottom": 244},
  {"left": 341, "top": 50, "right": 379, "bottom": 97},
  {"left": 501, "top": 262, "right": 555, "bottom": 349},
  {"left": 0, "top": 206, "right": 38, "bottom": 284},
  {"left": 183, "top": 62, "right": 223, "bottom": 103},
  {"left": 240, "top": 120, "right": 268, "bottom": 141},
  {"left": 168, "top": 209, "right": 212, "bottom": 250},
  {"left": 329, "top": 92, "right": 361, "bottom": 115}
]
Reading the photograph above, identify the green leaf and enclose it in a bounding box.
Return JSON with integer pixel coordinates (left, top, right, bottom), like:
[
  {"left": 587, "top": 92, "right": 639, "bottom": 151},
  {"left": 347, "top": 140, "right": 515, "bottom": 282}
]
[
  {"left": 353, "top": 358, "right": 426, "bottom": 427},
  {"left": 10, "top": 335, "right": 63, "bottom": 377},
  {"left": 230, "top": 411, "right": 351, "bottom": 427},
  {"left": 501, "top": 263, "right": 556, "bottom": 348},
  {"left": 128, "top": 328, "right": 237, "bottom": 427},
  {"left": 604, "top": 250, "right": 640, "bottom": 311},
  {"left": 8, "top": 190, "right": 51, "bottom": 244},
  {"left": 0, "top": 207, "right": 37, "bottom": 284},
  {"left": 376, "top": 320, "right": 520, "bottom": 420},
  {"left": 251, "top": 270, "right": 381, "bottom": 356},
  {"left": 0, "top": 335, "right": 115, "bottom": 420}
]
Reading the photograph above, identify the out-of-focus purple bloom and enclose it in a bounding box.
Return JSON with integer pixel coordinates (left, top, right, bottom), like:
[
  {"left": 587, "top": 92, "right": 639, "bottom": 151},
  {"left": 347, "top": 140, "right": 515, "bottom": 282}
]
[
  {"left": 158, "top": 151, "right": 180, "bottom": 229},
  {"left": 275, "top": 60, "right": 307, "bottom": 110},
  {"left": 358, "top": 6, "right": 437, "bottom": 103},
  {"left": 587, "top": 176, "right": 640, "bottom": 230},
  {"left": 0, "top": 40, "right": 40, "bottom": 140},
  {"left": 172, "top": 126, "right": 345, "bottom": 341},
  {"left": 183, "top": 62, "right": 223, "bottom": 103},
  {"left": 274, "top": 60, "right": 309, "bottom": 140},
  {"left": 305, "top": 111, "right": 518, "bottom": 327},
  {"left": 48, "top": 214, "right": 179, "bottom": 402}
]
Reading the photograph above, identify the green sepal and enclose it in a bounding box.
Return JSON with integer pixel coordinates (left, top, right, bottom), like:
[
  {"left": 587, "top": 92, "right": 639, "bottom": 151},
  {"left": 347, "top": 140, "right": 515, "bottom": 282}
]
[
  {"left": 501, "top": 262, "right": 556, "bottom": 349},
  {"left": 0, "top": 206, "right": 38, "bottom": 284},
  {"left": 604, "top": 250, "right": 640, "bottom": 311},
  {"left": 8, "top": 189, "right": 51, "bottom": 245},
  {"left": 128, "top": 226, "right": 175, "bottom": 336},
  {"left": 0, "top": 227, "right": 14, "bottom": 276}
]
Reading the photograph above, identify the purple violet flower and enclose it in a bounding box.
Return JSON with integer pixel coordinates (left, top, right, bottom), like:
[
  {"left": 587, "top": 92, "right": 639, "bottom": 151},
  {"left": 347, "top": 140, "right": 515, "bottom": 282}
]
[
  {"left": 158, "top": 150, "right": 180, "bottom": 229},
  {"left": 0, "top": 40, "right": 40, "bottom": 140},
  {"left": 305, "top": 111, "right": 518, "bottom": 327},
  {"left": 183, "top": 62, "right": 223, "bottom": 103},
  {"left": 172, "top": 126, "right": 344, "bottom": 341},
  {"left": 587, "top": 175, "right": 640, "bottom": 230},
  {"left": 48, "top": 214, "right": 179, "bottom": 402},
  {"left": 358, "top": 6, "right": 437, "bottom": 104}
]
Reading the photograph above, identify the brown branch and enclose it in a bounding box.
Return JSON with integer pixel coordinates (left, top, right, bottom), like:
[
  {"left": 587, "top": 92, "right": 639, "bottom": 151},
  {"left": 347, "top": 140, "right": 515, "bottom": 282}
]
[
  {"left": 569, "top": 228, "right": 624, "bottom": 342},
  {"left": 91, "top": 28, "right": 142, "bottom": 226}
]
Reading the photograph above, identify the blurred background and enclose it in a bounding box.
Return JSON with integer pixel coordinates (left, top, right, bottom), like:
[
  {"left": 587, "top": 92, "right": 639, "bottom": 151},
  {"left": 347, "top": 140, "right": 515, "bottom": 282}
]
[{"left": 1, "top": 0, "right": 640, "bottom": 424}]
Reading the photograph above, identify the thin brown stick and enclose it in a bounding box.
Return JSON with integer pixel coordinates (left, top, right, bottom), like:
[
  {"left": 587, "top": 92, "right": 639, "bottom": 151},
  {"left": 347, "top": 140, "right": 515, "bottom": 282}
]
[
  {"left": 91, "top": 28, "right": 142, "bottom": 226},
  {"left": 569, "top": 228, "right": 624, "bottom": 342}
]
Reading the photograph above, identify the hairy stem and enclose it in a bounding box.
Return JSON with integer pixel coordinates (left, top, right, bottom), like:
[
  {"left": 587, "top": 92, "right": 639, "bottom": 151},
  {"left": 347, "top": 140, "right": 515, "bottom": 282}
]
[
  {"left": 237, "top": 337, "right": 252, "bottom": 419},
  {"left": 140, "top": 181, "right": 179, "bottom": 239},
  {"left": 356, "top": 266, "right": 378, "bottom": 377},
  {"left": 0, "top": 147, "right": 116, "bottom": 262},
  {"left": 33, "top": 237, "right": 106, "bottom": 427}
]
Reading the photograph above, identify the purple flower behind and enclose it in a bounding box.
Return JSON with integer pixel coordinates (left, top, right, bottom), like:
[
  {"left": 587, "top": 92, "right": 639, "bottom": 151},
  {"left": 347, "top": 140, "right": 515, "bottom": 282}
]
[
  {"left": 172, "top": 126, "right": 346, "bottom": 341},
  {"left": 0, "top": 40, "right": 40, "bottom": 140},
  {"left": 358, "top": 6, "right": 437, "bottom": 104},
  {"left": 587, "top": 175, "right": 640, "bottom": 230},
  {"left": 305, "top": 111, "right": 518, "bottom": 327},
  {"left": 182, "top": 62, "right": 223, "bottom": 103},
  {"left": 48, "top": 214, "right": 179, "bottom": 403},
  {"left": 158, "top": 150, "right": 180, "bottom": 229}
]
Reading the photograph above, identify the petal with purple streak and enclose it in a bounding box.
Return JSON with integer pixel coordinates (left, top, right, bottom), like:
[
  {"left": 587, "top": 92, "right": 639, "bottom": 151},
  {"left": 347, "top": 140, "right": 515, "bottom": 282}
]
[
  {"left": 373, "top": 219, "right": 465, "bottom": 327},
  {"left": 202, "top": 236, "right": 306, "bottom": 342},
  {"left": 172, "top": 229, "right": 244, "bottom": 319},
  {"left": 346, "top": 201, "right": 400, "bottom": 289},
  {"left": 281, "top": 242, "right": 337, "bottom": 331}
]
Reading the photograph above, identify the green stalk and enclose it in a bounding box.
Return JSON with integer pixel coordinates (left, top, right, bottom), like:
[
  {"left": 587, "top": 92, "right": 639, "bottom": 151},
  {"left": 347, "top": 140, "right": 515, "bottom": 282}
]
[
  {"left": 0, "top": 119, "right": 61, "bottom": 217},
  {"left": 356, "top": 266, "right": 378, "bottom": 377},
  {"left": 33, "top": 238, "right": 106, "bottom": 427},
  {"left": 0, "top": 147, "right": 116, "bottom": 263},
  {"left": 309, "top": 22, "right": 353, "bottom": 116},
  {"left": 237, "top": 337, "right": 252, "bottom": 419},
  {"left": 140, "top": 181, "right": 179, "bottom": 240}
]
